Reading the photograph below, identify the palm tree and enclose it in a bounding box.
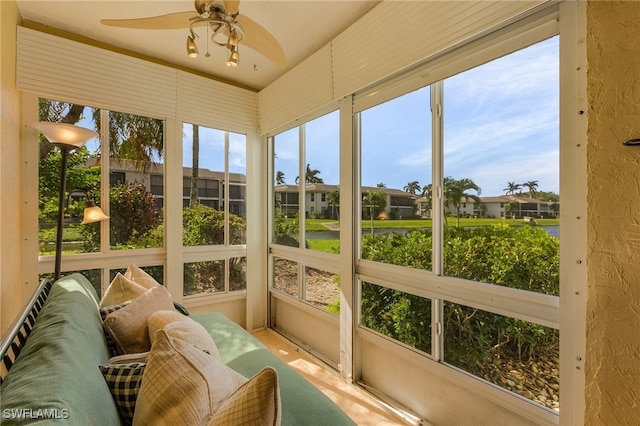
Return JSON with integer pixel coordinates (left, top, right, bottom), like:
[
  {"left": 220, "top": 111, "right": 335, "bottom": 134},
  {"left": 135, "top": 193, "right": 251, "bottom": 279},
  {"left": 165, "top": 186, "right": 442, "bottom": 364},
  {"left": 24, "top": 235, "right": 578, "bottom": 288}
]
[
  {"left": 403, "top": 180, "right": 421, "bottom": 195},
  {"left": 444, "top": 177, "right": 481, "bottom": 227},
  {"left": 275, "top": 171, "right": 285, "bottom": 185},
  {"left": 305, "top": 164, "right": 324, "bottom": 183},
  {"left": 503, "top": 181, "right": 521, "bottom": 195},
  {"left": 189, "top": 124, "right": 200, "bottom": 207},
  {"left": 420, "top": 183, "right": 432, "bottom": 217},
  {"left": 421, "top": 183, "right": 432, "bottom": 199},
  {"left": 295, "top": 164, "right": 324, "bottom": 184},
  {"left": 96, "top": 108, "right": 164, "bottom": 172},
  {"left": 522, "top": 180, "right": 539, "bottom": 198}
]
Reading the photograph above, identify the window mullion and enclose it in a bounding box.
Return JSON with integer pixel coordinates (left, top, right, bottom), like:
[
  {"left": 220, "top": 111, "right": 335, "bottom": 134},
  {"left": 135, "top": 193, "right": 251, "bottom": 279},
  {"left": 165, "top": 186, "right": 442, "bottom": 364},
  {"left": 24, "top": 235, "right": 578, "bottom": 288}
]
[
  {"left": 431, "top": 81, "right": 444, "bottom": 275},
  {"left": 100, "top": 109, "right": 110, "bottom": 254},
  {"left": 298, "top": 124, "right": 306, "bottom": 246},
  {"left": 224, "top": 131, "right": 230, "bottom": 292},
  {"left": 431, "top": 80, "right": 444, "bottom": 361},
  {"left": 224, "top": 131, "right": 230, "bottom": 247}
]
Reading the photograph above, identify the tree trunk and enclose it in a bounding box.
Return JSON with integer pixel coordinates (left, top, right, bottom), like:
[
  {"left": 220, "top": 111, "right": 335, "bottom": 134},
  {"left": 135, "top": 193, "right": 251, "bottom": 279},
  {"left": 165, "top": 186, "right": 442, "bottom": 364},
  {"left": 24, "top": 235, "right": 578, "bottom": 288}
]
[{"left": 190, "top": 124, "right": 200, "bottom": 207}]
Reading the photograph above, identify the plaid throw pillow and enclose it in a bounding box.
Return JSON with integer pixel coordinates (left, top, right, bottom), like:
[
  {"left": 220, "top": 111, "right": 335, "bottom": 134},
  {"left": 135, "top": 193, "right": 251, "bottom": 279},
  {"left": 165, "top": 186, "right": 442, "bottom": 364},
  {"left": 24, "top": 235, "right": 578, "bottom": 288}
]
[
  {"left": 99, "top": 362, "right": 145, "bottom": 425},
  {"left": 100, "top": 301, "right": 131, "bottom": 321},
  {"left": 100, "top": 301, "right": 131, "bottom": 356}
]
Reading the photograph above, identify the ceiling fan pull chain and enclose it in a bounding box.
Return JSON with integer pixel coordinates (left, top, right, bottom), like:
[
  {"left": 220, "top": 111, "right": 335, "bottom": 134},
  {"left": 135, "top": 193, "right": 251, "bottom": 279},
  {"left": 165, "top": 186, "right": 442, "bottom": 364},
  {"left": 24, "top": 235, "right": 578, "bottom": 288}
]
[{"left": 205, "top": 24, "right": 211, "bottom": 57}]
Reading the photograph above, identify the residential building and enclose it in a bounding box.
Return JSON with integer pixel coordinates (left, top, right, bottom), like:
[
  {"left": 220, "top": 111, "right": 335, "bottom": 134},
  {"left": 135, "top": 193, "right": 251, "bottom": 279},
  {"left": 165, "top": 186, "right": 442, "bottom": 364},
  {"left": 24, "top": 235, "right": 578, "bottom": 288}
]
[
  {"left": 275, "top": 184, "right": 416, "bottom": 219},
  {"left": 417, "top": 195, "right": 559, "bottom": 219},
  {"left": 104, "top": 158, "right": 246, "bottom": 217}
]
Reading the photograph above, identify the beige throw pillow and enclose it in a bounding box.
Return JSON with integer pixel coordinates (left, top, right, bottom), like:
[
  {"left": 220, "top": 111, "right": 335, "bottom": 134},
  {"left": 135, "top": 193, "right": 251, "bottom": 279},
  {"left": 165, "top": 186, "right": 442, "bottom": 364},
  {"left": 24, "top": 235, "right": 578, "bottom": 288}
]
[
  {"left": 209, "top": 367, "right": 281, "bottom": 426},
  {"left": 146, "top": 309, "right": 185, "bottom": 333},
  {"left": 103, "top": 285, "right": 174, "bottom": 355},
  {"left": 124, "top": 263, "right": 161, "bottom": 289},
  {"left": 100, "top": 273, "right": 147, "bottom": 308},
  {"left": 148, "top": 310, "right": 220, "bottom": 359},
  {"left": 132, "top": 330, "right": 248, "bottom": 426}
]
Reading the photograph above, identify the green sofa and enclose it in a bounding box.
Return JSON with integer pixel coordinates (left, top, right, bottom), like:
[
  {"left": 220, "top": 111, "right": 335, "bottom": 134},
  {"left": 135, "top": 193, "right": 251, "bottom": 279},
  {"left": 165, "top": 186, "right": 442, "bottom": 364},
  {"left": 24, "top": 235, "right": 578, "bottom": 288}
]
[{"left": 0, "top": 274, "right": 355, "bottom": 425}]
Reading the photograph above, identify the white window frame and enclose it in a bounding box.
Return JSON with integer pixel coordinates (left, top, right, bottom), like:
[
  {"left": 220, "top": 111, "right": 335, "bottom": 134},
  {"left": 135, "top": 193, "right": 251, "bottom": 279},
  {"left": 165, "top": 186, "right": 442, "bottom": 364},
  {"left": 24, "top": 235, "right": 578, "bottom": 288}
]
[
  {"left": 181, "top": 123, "right": 249, "bottom": 299},
  {"left": 349, "top": 3, "right": 585, "bottom": 424}
]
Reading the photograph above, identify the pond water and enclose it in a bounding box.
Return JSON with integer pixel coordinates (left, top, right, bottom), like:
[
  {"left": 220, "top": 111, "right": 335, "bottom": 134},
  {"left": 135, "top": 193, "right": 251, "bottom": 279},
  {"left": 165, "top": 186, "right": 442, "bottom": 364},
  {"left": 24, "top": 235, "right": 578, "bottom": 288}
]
[{"left": 306, "top": 225, "right": 559, "bottom": 240}]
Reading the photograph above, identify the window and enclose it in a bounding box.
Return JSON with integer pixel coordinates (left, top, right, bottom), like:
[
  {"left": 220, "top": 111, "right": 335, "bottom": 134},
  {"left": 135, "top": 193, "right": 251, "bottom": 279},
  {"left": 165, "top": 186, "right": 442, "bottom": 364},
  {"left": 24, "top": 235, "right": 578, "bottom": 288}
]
[
  {"left": 357, "top": 36, "right": 560, "bottom": 411},
  {"left": 150, "top": 174, "right": 163, "bottom": 196},
  {"left": 37, "top": 99, "right": 102, "bottom": 258},
  {"left": 36, "top": 99, "right": 166, "bottom": 292},
  {"left": 110, "top": 172, "right": 125, "bottom": 186},
  {"left": 272, "top": 111, "right": 340, "bottom": 253},
  {"left": 439, "top": 37, "right": 559, "bottom": 407},
  {"left": 273, "top": 127, "right": 299, "bottom": 240},
  {"left": 358, "top": 86, "right": 434, "bottom": 352},
  {"left": 270, "top": 110, "right": 341, "bottom": 316},
  {"left": 182, "top": 123, "right": 247, "bottom": 296},
  {"left": 108, "top": 110, "right": 164, "bottom": 250},
  {"left": 443, "top": 37, "right": 559, "bottom": 297},
  {"left": 360, "top": 86, "right": 432, "bottom": 265}
]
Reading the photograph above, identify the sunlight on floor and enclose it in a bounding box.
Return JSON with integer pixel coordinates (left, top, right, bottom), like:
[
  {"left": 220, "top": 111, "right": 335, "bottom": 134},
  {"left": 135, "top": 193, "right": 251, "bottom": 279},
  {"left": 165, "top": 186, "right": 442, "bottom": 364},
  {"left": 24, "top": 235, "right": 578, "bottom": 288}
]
[{"left": 252, "top": 329, "right": 412, "bottom": 426}]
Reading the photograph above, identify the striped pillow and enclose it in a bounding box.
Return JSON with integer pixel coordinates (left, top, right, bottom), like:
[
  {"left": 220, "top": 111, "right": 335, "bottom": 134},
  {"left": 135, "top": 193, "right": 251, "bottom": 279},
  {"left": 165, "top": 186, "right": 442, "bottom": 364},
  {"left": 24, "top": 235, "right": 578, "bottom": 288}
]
[{"left": 99, "top": 362, "right": 145, "bottom": 425}]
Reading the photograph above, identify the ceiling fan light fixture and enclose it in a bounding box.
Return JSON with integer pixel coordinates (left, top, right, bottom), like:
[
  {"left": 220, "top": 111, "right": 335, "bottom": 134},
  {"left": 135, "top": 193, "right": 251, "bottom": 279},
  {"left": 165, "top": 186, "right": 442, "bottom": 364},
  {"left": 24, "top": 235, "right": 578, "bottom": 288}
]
[
  {"left": 226, "top": 48, "right": 239, "bottom": 67},
  {"left": 227, "top": 28, "right": 238, "bottom": 49},
  {"left": 186, "top": 33, "right": 198, "bottom": 58},
  {"left": 101, "top": 0, "right": 286, "bottom": 70}
]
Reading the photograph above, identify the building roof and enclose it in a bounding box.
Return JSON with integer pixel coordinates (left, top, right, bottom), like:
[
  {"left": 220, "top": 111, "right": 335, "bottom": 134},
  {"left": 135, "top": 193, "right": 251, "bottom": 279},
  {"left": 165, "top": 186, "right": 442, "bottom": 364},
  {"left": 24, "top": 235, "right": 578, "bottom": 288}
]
[{"left": 90, "top": 158, "right": 246, "bottom": 184}]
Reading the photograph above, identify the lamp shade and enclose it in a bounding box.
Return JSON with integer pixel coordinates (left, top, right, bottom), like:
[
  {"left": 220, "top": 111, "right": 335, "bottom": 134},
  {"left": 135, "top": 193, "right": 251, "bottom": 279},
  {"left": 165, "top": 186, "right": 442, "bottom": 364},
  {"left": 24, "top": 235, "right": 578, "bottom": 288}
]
[
  {"left": 32, "top": 122, "right": 98, "bottom": 148},
  {"left": 81, "top": 205, "right": 110, "bottom": 224}
]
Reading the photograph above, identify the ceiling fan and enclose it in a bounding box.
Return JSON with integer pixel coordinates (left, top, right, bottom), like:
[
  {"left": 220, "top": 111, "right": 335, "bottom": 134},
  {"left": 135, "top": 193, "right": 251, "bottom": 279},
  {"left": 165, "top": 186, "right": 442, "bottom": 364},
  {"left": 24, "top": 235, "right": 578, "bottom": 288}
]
[{"left": 100, "top": 0, "right": 286, "bottom": 69}]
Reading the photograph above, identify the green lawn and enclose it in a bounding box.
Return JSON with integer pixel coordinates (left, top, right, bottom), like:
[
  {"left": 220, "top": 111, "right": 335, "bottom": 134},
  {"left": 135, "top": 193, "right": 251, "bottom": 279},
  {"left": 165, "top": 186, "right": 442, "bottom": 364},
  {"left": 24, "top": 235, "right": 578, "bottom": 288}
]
[
  {"left": 304, "top": 217, "right": 559, "bottom": 231},
  {"left": 307, "top": 239, "right": 340, "bottom": 253}
]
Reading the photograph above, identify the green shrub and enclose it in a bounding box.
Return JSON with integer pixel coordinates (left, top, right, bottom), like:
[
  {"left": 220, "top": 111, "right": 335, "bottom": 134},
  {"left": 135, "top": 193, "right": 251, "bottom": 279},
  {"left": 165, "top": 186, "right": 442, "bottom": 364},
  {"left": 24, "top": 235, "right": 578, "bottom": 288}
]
[
  {"left": 182, "top": 203, "right": 246, "bottom": 295},
  {"left": 110, "top": 181, "right": 161, "bottom": 246},
  {"left": 360, "top": 225, "right": 559, "bottom": 365},
  {"left": 182, "top": 203, "right": 245, "bottom": 246},
  {"left": 80, "top": 181, "right": 161, "bottom": 251}
]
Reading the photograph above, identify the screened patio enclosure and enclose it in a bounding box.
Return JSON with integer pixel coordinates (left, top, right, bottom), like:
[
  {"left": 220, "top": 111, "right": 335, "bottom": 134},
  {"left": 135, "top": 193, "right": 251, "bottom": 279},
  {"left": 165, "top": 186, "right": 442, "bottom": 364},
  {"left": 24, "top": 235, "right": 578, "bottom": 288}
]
[{"left": 9, "top": 2, "right": 591, "bottom": 425}]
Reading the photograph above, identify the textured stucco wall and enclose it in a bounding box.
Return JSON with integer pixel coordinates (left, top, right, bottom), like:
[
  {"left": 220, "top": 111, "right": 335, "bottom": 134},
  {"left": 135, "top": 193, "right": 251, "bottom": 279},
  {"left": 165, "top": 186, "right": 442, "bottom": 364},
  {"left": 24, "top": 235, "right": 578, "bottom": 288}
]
[{"left": 586, "top": 1, "right": 640, "bottom": 424}]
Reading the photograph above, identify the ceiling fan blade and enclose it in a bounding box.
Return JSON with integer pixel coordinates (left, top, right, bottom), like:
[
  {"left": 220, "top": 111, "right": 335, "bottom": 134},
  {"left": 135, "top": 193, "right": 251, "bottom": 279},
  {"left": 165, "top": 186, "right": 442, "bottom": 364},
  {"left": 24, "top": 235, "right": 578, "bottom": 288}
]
[
  {"left": 236, "top": 14, "right": 286, "bottom": 69},
  {"left": 101, "top": 11, "right": 198, "bottom": 30},
  {"left": 224, "top": 0, "right": 240, "bottom": 15}
]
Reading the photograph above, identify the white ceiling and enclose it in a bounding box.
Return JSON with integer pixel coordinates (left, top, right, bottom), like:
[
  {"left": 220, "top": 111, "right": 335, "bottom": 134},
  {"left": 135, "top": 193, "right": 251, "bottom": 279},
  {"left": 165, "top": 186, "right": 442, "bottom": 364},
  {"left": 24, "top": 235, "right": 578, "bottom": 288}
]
[{"left": 16, "top": 0, "right": 380, "bottom": 91}]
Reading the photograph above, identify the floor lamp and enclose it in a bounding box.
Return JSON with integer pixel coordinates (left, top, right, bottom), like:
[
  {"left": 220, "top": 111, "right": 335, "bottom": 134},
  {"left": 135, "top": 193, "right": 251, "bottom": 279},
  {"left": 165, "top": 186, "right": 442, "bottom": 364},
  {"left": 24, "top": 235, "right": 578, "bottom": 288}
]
[{"left": 33, "top": 122, "right": 108, "bottom": 281}]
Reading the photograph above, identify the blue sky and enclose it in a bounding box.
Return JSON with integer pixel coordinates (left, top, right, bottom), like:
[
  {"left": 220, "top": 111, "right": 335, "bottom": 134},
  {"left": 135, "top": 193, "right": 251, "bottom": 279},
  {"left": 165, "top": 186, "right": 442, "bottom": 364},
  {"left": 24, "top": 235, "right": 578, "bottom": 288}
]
[
  {"left": 275, "top": 36, "right": 559, "bottom": 197},
  {"left": 183, "top": 125, "right": 246, "bottom": 175},
  {"left": 82, "top": 36, "right": 558, "bottom": 198}
]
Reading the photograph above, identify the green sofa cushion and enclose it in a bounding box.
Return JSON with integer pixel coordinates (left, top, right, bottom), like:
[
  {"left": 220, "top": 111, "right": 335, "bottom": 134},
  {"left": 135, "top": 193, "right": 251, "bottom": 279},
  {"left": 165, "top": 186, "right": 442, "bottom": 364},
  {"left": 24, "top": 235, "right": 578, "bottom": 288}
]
[
  {"left": 191, "top": 312, "right": 356, "bottom": 426},
  {"left": 0, "top": 274, "right": 120, "bottom": 425}
]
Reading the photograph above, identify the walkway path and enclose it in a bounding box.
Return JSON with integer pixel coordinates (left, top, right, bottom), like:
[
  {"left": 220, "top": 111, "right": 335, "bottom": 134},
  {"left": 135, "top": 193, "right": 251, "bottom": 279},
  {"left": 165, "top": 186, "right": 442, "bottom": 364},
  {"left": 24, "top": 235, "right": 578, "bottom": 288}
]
[{"left": 321, "top": 222, "right": 340, "bottom": 231}]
